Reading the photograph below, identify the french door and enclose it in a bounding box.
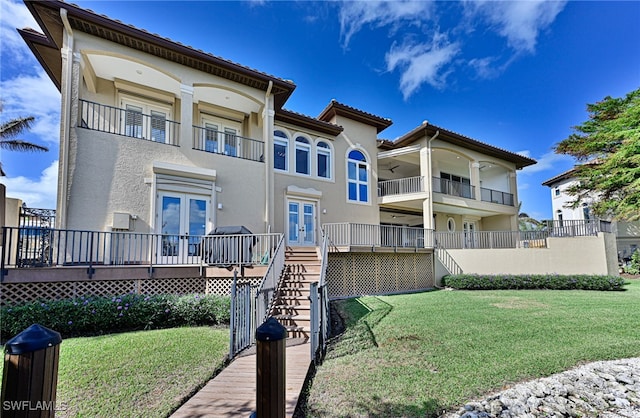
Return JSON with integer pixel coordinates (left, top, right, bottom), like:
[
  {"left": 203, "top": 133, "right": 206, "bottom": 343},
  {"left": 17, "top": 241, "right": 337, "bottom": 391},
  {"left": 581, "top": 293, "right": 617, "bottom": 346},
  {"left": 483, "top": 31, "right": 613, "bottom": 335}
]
[
  {"left": 157, "top": 192, "right": 209, "bottom": 263},
  {"left": 463, "top": 221, "right": 477, "bottom": 249},
  {"left": 287, "top": 200, "right": 316, "bottom": 246}
]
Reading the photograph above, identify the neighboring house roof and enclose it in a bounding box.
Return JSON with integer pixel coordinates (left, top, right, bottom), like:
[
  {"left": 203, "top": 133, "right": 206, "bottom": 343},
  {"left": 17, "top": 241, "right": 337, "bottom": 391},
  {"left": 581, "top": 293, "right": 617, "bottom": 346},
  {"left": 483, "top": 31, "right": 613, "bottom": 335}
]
[
  {"left": 318, "top": 100, "right": 393, "bottom": 133},
  {"left": 541, "top": 167, "right": 578, "bottom": 187},
  {"left": 379, "top": 121, "right": 537, "bottom": 169},
  {"left": 20, "top": 0, "right": 296, "bottom": 108},
  {"left": 275, "top": 109, "right": 343, "bottom": 137}
]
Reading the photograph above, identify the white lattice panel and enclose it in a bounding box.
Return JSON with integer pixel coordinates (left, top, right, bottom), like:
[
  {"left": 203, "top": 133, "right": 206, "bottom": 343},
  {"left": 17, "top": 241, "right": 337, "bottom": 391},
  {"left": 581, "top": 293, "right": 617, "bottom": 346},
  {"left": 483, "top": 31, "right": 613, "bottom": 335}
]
[{"left": 326, "top": 252, "right": 435, "bottom": 299}]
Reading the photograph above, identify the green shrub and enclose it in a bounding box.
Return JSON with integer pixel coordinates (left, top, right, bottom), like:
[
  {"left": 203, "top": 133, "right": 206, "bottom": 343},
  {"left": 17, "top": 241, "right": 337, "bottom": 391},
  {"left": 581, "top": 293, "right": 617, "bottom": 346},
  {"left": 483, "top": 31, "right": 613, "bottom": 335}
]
[
  {"left": 1, "top": 293, "right": 230, "bottom": 341},
  {"left": 626, "top": 249, "right": 640, "bottom": 275},
  {"left": 443, "top": 274, "right": 626, "bottom": 291}
]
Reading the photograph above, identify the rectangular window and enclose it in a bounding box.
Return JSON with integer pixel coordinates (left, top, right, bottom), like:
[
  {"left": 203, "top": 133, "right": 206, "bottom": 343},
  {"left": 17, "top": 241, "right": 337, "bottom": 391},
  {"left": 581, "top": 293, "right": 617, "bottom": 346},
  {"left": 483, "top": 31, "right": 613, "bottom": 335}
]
[
  {"left": 224, "top": 127, "right": 238, "bottom": 157},
  {"left": 204, "top": 123, "right": 219, "bottom": 153},
  {"left": 296, "top": 147, "right": 310, "bottom": 174},
  {"left": 200, "top": 115, "right": 242, "bottom": 157},
  {"left": 120, "top": 95, "right": 172, "bottom": 143},
  {"left": 274, "top": 140, "right": 287, "bottom": 171},
  {"left": 317, "top": 151, "right": 329, "bottom": 178}
]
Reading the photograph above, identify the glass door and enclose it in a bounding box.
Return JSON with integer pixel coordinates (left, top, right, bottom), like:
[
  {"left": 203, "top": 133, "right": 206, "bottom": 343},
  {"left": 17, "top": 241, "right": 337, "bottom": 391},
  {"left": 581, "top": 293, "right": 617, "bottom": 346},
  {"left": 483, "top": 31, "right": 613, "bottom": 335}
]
[
  {"left": 287, "top": 200, "right": 316, "bottom": 246},
  {"left": 463, "top": 221, "right": 477, "bottom": 249},
  {"left": 157, "top": 192, "right": 209, "bottom": 263}
]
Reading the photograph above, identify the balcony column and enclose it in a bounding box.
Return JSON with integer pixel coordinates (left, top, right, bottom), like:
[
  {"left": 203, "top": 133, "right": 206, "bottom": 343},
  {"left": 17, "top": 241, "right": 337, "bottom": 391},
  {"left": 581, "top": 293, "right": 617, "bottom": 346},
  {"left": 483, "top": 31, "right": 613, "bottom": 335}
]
[
  {"left": 180, "top": 84, "right": 194, "bottom": 148},
  {"left": 471, "top": 161, "right": 481, "bottom": 201},
  {"left": 509, "top": 171, "right": 519, "bottom": 230},
  {"left": 420, "top": 143, "right": 433, "bottom": 229}
]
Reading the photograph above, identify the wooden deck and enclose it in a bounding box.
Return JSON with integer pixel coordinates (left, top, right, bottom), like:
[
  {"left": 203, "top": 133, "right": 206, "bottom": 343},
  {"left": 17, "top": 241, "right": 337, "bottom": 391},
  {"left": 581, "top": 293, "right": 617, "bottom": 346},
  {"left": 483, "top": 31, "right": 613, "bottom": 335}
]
[{"left": 170, "top": 340, "right": 311, "bottom": 418}]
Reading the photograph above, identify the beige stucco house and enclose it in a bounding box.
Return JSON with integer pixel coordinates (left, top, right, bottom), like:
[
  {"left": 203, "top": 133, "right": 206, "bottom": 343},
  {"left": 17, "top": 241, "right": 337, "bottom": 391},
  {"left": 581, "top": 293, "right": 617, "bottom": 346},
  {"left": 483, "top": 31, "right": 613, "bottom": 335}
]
[
  {"left": 19, "top": 0, "right": 535, "bottom": 253},
  {"left": 543, "top": 168, "right": 640, "bottom": 262}
]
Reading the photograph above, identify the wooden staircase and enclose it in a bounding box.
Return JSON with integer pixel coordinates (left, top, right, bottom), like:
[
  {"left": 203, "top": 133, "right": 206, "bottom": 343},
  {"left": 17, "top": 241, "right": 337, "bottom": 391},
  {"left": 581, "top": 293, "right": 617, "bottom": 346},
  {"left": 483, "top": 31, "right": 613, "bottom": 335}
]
[{"left": 271, "top": 247, "right": 321, "bottom": 340}]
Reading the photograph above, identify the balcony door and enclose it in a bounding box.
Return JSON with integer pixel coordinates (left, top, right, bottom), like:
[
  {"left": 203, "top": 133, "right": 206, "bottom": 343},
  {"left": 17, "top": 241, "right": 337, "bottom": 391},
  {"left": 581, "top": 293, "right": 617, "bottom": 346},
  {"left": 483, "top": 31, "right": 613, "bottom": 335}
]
[
  {"left": 287, "top": 199, "right": 316, "bottom": 246},
  {"left": 201, "top": 115, "right": 242, "bottom": 157},
  {"left": 463, "top": 221, "right": 477, "bottom": 249},
  {"left": 157, "top": 192, "right": 209, "bottom": 263}
]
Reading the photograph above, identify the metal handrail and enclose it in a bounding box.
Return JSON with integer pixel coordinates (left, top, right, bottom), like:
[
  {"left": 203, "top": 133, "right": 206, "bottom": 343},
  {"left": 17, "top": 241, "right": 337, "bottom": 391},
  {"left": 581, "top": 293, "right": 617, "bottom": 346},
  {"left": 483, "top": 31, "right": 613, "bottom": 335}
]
[
  {"left": 480, "top": 187, "right": 515, "bottom": 206},
  {"left": 78, "top": 99, "right": 180, "bottom": 146},
  {"left": 432, "top": 176, "right": 476, "bottom": 199},
  {"left": 192, "top": 125, "right": 264, "bottom": 163},
  {"left": 378, "top": 176, "right": 425, "bottom": 197},
  {"left": 254, "top": 234, "right": 286, "bottom": 325},
  {"left": 322, "top": 223, "right": 434, "bottom": 249}
]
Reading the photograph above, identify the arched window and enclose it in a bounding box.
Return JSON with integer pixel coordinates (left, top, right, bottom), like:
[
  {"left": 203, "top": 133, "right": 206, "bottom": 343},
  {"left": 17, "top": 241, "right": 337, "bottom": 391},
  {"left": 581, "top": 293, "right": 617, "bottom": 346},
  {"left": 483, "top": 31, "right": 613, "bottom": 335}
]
[
  {"left": 274, "top": 130, "right": 288, "bottom": 171},
  {"left": 347, "top": 149, "right": 369, "bottom": 203},
  {"left": 295, "top": 136, "right": 311, "bottom": 175},
  {"left": 317, "top": 141, "right": 331, "bottom": 179}
]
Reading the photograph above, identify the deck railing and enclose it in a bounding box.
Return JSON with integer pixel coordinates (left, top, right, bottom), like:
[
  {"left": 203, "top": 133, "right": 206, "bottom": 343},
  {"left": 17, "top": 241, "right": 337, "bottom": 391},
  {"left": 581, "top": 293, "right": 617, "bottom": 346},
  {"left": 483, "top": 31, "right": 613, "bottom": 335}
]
[
  {"left": 192, "top": 125, "right": 264, "bottom": 163},
  {"left": 1, "top": 226, "right": 282, "bottom": 270},
  {"left": 480, "top": 187, "right": 515, "bottom": 206},
  {"left": 433, "top": 177, "right": 475, "bottom": 199},
  {"left": 322, "top": 223, "right": 434, "bottom": 249},
  {"left": 254, "top": 234, "right": 286, "bottom": 325},
  {"left": 79, "top": 99, "right": 180, "bottom": 146},
  {"left": 378, "top": 176, "right": 425, "bottom": 197}
]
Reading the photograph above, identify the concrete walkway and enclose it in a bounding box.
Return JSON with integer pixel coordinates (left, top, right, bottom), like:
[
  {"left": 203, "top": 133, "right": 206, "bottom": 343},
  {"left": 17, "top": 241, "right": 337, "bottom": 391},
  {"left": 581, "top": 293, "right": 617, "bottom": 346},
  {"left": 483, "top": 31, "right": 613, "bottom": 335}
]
[{"left": 171, "top": 341, "right": 311, "bottom": 418}]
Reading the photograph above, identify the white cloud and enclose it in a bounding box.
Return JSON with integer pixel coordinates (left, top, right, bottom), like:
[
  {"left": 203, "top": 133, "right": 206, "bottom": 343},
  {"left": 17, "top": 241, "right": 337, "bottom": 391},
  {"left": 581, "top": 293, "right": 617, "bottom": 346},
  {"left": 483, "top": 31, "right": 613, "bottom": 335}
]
[
  {"left": 2, "top": 160, "right": 58, "bottom": 208},
  {"left": 386, "top": 33, "right": 460, "bottom": 99},
  {"left": 0, "top": 0, "right": 41, "bottom": 63},
  {"left": 463, "top": 0, "right": 567, "bottom": 54},
  {"left": 338, "top": 1, "right": 435, "bottom": 48},
  {"left": 1, "top": 71, "right": 61, "bottom": 145},
  {"left": 518, "top": 150, "right": 574, "bottom": 175}
]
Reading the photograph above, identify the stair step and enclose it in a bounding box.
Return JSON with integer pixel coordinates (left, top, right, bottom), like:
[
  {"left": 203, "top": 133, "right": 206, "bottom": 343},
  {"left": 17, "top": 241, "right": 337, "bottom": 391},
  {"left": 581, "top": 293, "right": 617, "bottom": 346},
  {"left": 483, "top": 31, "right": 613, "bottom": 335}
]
[
  {"left": 274, "top": 314, "right": 311, "bottom": 321},
  {"left": 272, "top": 304, "right": 310, "bottom": 311}
]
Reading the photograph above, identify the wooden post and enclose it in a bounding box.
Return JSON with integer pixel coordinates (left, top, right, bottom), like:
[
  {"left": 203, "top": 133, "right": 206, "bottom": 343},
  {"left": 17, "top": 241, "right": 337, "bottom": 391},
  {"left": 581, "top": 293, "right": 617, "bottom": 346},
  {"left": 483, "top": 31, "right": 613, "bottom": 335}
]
[
  {"left": 1, "top": 324, "right": 62, "bottom": 418},
  {"left": 255, "top": 317, "right": 287, "bottom": 418}
]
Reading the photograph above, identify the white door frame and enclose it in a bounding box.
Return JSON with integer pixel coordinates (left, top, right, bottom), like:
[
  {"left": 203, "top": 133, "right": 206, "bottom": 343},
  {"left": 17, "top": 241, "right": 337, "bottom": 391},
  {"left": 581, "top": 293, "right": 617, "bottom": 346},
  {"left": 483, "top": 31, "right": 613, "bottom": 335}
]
[{"left": 286, "top": 198, "right": 317, "bottom": 246}]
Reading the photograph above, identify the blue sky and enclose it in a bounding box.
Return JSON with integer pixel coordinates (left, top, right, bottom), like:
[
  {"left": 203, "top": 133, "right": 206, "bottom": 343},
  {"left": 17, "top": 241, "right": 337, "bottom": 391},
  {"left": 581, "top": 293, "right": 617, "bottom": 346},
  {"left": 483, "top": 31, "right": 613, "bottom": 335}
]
[{"left": 1, "top": 0, "right": 638, "bottom": 220}]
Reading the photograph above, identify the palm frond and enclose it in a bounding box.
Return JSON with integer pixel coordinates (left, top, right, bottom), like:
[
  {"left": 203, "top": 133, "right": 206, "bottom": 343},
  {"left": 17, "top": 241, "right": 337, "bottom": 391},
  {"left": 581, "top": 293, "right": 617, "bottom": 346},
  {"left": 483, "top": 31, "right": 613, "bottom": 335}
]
[
  {"left": 0, "top": 139, "right": 48, "bottom": 152},
  {"left": 0, "top": 117, "right": 35, "bottom": 139}
]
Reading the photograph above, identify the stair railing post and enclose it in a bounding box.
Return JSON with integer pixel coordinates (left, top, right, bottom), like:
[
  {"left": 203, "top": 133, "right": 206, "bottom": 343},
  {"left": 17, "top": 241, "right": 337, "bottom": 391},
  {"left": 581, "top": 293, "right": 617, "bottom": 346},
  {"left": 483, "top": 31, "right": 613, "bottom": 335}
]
[{"left": 255, "top": 317, "right": 287, "bottom": 418}]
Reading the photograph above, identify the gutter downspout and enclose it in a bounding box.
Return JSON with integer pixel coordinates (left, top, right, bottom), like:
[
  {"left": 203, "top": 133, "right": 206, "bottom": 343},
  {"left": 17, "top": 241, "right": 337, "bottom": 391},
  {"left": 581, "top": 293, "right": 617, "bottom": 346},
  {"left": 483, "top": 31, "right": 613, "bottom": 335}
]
[
  {"left": 263, "top": 81, "right": 273, "bottom": 232},
  {"left": 59, "top": 8, "right": 74, "bottom": 229}
]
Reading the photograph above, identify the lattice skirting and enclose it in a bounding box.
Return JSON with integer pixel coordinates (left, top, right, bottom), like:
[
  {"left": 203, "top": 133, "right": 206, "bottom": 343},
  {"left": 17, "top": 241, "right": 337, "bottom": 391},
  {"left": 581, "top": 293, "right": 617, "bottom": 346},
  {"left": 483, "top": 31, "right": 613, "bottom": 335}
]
[
  {"left": 0, "top": 276, "right": 262, "bottom": 305},
  {"left": 327, "top": 252, "right": 434, "bottom": 299}
]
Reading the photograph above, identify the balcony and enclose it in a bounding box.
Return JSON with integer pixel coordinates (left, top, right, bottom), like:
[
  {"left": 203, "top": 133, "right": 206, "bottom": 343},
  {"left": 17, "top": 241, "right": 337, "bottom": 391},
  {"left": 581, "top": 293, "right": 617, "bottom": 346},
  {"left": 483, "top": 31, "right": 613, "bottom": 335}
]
[
  {"left": 378, "top": 176, "right": 425, "bottom": 197},
  {"left": 480, "top": 187, "right": 514, "bottom": 206},
  {"left": 2, "top": 226, "right": 281, "bottom": 271},
  {"left": 433, "top": 176, "right": 475, "bottom": 199},
  {"left": 323, "top": 223, "right": 434, "bottom": 251},
  {"left": 79, "top": 99, "right": 180, "bottom": 146},
  {"left": 192, "top": 126, "right": 264, "bottom": 163}
]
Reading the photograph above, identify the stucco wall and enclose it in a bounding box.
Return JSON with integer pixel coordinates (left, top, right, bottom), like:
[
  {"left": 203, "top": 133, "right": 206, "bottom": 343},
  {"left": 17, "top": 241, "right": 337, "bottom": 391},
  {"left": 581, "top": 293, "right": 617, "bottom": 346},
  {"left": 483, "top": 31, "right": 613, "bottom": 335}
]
[{"left": 444, "top": 233, "right": 618, "bottom": 277}]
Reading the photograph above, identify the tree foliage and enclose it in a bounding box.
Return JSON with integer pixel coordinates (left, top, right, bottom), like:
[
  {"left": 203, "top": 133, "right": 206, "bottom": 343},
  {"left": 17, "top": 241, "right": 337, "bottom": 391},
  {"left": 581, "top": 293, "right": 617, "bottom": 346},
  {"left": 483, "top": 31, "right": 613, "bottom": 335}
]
[
  {"left": 554, "top": 88, "right": 640, "bottom": 221},
  {"left": 0, "top": 105, "right": 49, "bottom": 176}
]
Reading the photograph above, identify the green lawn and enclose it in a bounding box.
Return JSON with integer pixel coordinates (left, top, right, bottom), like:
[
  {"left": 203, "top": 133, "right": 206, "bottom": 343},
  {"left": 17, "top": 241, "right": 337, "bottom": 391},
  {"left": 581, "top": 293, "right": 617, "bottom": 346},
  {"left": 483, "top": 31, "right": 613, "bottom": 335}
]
[
  {"left": 304, "top": 280, "right": 640, "bottom": 417},
  {"left": 1, "top": 326, "right": 229, "bottom": 418}
]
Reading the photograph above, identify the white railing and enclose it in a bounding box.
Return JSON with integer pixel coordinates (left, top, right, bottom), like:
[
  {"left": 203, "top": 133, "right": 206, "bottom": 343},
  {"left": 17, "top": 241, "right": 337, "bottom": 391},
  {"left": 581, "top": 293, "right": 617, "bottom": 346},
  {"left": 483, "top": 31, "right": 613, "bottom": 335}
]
[
  {"left": 1, "top": 227, "right": 282, "bottom": 270},
  {"left": 229, "top": 271, "right": 256, "bottom": 358},
  {"left": 378, "top": 176, "right": 425, "bottom": 197},
  {"left": 254, "top": 234, "right": 286, "bottom": 326},
  {"left": 322, "top": 223, "right": 434, "bottom": 249},
  {"left": 310, "top": 232, "right": 331, "bottom": 363}
]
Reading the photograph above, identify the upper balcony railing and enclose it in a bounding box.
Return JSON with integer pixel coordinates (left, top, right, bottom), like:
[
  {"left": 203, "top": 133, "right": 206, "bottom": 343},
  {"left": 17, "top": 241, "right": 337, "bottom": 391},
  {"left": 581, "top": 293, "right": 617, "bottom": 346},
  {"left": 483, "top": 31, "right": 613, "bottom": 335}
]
[
  {"left": 378, "top": 176, "right": 425, "bottom": 197},
  {"left": 433, "top": 177, "right": 475, "bottom": 199},
  {"left": 79, "top": 99, "right": 180, "bottom": 146},
  {"left": 480, "top": 187, "right": 514, "bottom": 206},
  {"left": 192, "top": 126, "right": 264, "bottom": 163}
]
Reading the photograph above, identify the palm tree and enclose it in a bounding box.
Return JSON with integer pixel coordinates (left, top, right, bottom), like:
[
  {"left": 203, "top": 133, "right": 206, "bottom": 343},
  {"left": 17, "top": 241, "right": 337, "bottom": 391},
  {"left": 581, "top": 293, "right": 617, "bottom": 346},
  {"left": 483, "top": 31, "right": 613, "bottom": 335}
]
[{"left": 0, "top": 110, "right": 49, "bottom": 176}]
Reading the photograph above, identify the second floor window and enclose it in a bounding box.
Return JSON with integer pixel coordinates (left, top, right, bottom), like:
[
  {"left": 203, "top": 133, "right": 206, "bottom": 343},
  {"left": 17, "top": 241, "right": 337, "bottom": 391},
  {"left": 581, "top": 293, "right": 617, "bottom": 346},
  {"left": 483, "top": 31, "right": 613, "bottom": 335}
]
[
  {"left": 348, "top": 149, "right": 368, "bottom": 203},
  {"left": 295, "top": 136, "right": 311, "bottom": 175},
  {"left": 274, "top": 130, "right": 288, "bottom": 171},
  {"left": 317, "top": 141, "right": 331, "bottom": 179},
  {"left": 121, "top": 96, "right": 171, "bottom": 143},
  {"left": 200, "top": 116, "right": 241, "bottom": 157}
]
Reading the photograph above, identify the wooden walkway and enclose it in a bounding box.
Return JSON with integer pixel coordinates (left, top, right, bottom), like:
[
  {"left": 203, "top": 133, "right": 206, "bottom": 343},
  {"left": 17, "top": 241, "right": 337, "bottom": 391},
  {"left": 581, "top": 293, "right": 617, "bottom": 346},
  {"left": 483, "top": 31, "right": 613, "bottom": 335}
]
[{"left": 170, "top": 341, "right": 311, "bottom": 418}]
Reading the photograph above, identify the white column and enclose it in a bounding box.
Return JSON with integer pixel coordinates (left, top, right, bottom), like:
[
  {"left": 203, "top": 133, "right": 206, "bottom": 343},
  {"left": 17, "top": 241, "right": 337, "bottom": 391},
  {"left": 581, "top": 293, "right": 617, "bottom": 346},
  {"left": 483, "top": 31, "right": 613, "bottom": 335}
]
[
  {"left": 180, "top": 84, "right": 194, "bottom": 148},
  {"left": 471, "top": 161, "right": 481, "bottom": 201},
  {"left": 420, "top": 144, "right": 433, "bottom": 229}
]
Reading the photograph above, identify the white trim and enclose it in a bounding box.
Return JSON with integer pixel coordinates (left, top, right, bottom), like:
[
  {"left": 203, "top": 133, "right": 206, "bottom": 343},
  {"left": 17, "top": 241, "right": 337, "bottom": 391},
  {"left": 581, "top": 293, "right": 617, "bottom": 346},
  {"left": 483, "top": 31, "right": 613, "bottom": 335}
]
[
  {"left": 286, "top": 185, "right": 323, "bottom": 199},
  {"left": 152, "top": 161, "right": 217, "bottom": 181},
  {"left": 346, "top": 147, "right": 371, "bottom": 205}
]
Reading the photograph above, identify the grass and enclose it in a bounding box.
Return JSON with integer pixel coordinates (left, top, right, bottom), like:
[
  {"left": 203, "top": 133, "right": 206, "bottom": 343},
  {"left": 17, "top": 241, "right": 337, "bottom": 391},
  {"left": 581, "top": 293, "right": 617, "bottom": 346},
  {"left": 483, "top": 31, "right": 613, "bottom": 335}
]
[
  {"left": 1, "top": 326, "right": 229, "bottom": 418},
  {"left": 304, "top": 280, "right": 640, "bottom": 417}
]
